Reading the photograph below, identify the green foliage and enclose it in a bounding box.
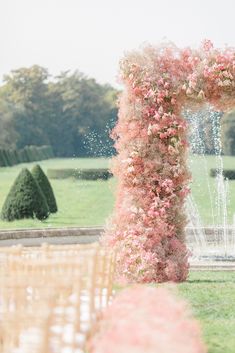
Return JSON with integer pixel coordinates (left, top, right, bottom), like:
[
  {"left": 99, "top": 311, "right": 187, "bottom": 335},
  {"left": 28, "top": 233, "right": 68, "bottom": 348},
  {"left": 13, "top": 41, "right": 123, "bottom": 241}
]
[
  {"left": 0, "top": 145, "right": 54, "bottom": 167},
  {"left": 221, "top": 109, "right": 235, "bottom": 155},
  {"left": 0, "top": 150, "right": 8, "bottom": 166},
  {"left": 31, "top": 164, "right": 57, "bottom": 213},
  {"left": 1, "top": 168, "right": 49, "bottom": 221},
  {"left": 0, "top": 66, "right": 118, "bottom": 158},
  {"left": 0, "top": 158, "right": 113, "bottom": 229},
  {"left": 47, "top": 168, "right": 112, "bottom": 180},
  {"left": 210, "top": 168, "right": 235, "bottom": 179}
]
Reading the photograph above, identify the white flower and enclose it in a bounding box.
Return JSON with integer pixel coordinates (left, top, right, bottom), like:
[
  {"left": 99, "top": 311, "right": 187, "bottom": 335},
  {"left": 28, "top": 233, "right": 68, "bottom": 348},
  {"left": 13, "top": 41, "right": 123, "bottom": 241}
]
[
  {"left": 147, "top": 124, "right": 153, "bottom": 136},
  {"left": 127, "top": 166, "right": 135, "bottom": 173},
  {"left": 223, "top": 79, "right": 231, "bottom": 86},
  {"left": 130, "top": 151, "right": 138, "bottom": 157}
]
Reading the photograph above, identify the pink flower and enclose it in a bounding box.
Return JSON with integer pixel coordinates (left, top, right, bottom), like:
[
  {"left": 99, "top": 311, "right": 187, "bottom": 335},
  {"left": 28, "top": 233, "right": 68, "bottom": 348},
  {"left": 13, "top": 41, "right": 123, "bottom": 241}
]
[
  {"left": 88, "top": 286, "right": 207, "bottom": 353},
  {"left": 105, "top": 40, "right": 235, "bottom": 284},
  {"left": 202, "top": 39, "right": 214, "bottom": 51}
]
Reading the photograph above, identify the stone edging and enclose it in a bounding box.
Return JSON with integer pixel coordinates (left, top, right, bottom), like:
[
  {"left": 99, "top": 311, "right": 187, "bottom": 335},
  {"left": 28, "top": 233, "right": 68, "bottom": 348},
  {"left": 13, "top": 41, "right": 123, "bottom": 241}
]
[
  {"left": 190, "top": 263, "right": 235, "bottom": 271},
  {"left": 0, "top": 227, "right": 104, "bottom": 241},
  {"left": 0, "top": 225, "right": 234, "bottom": 243}
]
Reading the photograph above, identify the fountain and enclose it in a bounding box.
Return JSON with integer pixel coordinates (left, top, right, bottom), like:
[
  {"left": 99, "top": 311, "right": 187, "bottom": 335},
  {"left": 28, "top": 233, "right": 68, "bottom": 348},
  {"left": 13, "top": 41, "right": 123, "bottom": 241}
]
[{"left": 185, "top": 107, "right": 235, "bottom": 265}]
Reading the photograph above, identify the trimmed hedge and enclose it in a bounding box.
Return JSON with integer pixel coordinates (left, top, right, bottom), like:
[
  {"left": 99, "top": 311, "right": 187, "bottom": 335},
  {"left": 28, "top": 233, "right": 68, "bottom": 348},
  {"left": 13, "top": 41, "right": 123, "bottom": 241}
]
[
  {"left": 47, "top": 168, "right": 112, "bottom": 180},
  {"left": 210, "top": 168, "right": 235, "bottom": 180},
  {"left": 1, "top": 168, "right": 49, "bottom": 221},
  {"left": 32, "top": 164, "right": 58, "bottom": 213},
  {"left": 0, "top": 145, "right": 54, "bottom": 167}
]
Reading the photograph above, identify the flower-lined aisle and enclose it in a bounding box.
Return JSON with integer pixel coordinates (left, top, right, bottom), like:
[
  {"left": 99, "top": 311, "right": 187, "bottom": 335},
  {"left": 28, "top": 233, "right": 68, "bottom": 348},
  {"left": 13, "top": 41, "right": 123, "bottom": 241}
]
[
  {"left": 88, "top": 286, "right": 207, "bottom": 353},
  {"left": 105, "top": 40, "right": 235, "bottom": 283}
]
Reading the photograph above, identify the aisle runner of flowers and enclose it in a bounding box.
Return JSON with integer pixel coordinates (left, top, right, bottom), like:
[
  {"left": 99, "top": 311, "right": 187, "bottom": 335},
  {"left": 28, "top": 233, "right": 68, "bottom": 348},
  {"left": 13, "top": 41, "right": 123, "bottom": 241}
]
[{"left": 88, "top": 286, "right": 206, "bottom": 353}]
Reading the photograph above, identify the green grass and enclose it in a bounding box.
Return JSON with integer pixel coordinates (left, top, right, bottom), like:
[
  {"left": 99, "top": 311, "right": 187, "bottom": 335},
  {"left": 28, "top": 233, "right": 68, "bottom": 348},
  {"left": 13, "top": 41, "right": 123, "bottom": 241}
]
[
  {"left": 179, "top": 271, "right": 235, "bottom": 353},
  {"left": 189, "top": 155, "right": 235, "bottom": 224},
  {"left": 0, "top": 158, "right": 115, "bottom": 229},
  {"left": 1, "top": 159, "right": 235, "bottom": 351},
  {"left": 115, "top": 271, "right": 235, "bottom": 353},
  {"left": 1, "top": 155, "right": 235, "bottom": 228}
]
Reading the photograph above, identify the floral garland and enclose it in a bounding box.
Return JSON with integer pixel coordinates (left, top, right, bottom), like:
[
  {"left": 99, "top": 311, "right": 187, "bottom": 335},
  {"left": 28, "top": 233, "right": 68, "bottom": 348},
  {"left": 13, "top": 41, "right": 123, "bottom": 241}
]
[
  {"left": 104, "top": 40, "right": 235, "bottom": 283},
  {"left": 88, "top": 286, "right": 207, "bottom": 353}
]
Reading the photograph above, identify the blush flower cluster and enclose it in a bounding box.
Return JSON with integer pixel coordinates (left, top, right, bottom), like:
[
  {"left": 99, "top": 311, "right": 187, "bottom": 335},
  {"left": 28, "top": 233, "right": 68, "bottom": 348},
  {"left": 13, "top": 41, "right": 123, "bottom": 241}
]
[
  {"left": 104, "top": 40, "right": 235, "bottom": 283},
  {"left": 88, "top": 286, "right": 207, "bottom": 353}
]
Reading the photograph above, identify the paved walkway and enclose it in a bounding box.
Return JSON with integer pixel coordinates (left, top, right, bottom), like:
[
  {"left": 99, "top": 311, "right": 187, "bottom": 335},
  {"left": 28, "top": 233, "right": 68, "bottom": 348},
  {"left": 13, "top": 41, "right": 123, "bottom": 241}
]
[
  {"left": 0, "top": 235, "right": 99, "bottom": 247},
  {"left": 1, "top": 236, "right": 234, "bottom": 271}
]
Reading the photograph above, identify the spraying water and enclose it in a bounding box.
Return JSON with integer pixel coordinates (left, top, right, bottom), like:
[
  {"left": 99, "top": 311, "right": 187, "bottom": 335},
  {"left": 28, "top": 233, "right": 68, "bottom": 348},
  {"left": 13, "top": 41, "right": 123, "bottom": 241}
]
[{"left": 185, "top": 106, "right": 235, "bottom": 260}]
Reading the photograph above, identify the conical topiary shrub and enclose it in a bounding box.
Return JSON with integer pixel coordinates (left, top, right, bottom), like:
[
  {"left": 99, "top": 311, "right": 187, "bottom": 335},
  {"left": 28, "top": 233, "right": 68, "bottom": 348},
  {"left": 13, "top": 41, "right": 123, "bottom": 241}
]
[
  {"left": 1, "top": 168, "right": 49, "bottom": 221},
  {"left": 31, "top": 164, "right": 58, "bottom": 213}
]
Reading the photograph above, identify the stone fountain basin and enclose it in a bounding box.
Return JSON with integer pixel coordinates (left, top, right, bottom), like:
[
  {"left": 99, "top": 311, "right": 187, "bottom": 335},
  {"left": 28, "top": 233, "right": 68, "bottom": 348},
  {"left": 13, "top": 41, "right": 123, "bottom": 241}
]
[
  {"left": 187, "top": 226, "right": 235, "bottom": 269},
  {"left": 186, "top": 226, "right": 235, "bottom": 242}
]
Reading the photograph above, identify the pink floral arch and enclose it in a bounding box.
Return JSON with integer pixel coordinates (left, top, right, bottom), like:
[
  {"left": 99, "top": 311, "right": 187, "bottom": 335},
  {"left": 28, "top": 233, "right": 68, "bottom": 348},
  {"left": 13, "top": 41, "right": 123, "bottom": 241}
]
[{"left": 104, "top": 40, "right": 235, "bottom": 283}]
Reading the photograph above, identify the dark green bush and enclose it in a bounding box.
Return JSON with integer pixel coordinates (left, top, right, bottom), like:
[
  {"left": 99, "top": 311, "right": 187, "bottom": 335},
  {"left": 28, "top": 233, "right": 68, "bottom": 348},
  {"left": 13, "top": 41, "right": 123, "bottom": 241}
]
[
  {"left": 3, "top": 150, "right": 11, "bottom": 166},
  {"left": 12, "top": 150, "right": 20, "bottom": 164},
  {"left": 0, "top": 149, "right": 7, "bottom": 166},
  {"left": 0, "top": 145, "right": 54, "bottom": 168},
  {"left": 32, "top": 164, "right": 57, "bottom": 213},
  {"left": 1, "top": 168, "right": 49, "bottom": 221},
  {"left": 19, "top": 148, "right": 29, "bottom": 163},
  {"left": 8, "top": 150, "right": 16, "bottom": 166},
  {"left": 210, "top": 168, "right": 235, "bottom": 180},
  {"left": 47, "top": 168, "right": 112, "bottom": 180}
]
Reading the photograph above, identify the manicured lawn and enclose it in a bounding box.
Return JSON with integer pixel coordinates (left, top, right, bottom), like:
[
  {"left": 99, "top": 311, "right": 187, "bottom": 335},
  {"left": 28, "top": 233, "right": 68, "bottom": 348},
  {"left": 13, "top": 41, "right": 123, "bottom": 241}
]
[
  {"left": 189, "top": 155, "right": 235, "bottom": 224},
  {"left": 1, "top": 155, "right": 235, "bottom": 229},
  {"left": 115, "top": 271, "right": 235, "bottom": 353},
  {"left": 179, "top": 271, "right": 235, "bottom": 353},
  {"left": 1, "top": 159, "right": 235, "bottom": 352},
  {"left": 0, "top": 158, "right": 115, "bottom": 229}
]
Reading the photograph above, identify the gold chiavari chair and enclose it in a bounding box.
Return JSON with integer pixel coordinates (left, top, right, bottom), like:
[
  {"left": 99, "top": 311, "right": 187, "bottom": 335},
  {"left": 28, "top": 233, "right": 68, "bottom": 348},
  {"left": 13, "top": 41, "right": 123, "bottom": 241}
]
[{"left": 0, "top": 243, "right": 116, "bottom": 353}]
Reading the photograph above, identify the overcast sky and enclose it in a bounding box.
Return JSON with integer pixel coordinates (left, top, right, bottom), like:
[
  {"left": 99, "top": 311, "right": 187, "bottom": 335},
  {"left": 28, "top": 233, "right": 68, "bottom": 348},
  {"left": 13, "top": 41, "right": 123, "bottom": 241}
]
[{"left": 0, "top": 0, "right": 234, "bottom": 87}]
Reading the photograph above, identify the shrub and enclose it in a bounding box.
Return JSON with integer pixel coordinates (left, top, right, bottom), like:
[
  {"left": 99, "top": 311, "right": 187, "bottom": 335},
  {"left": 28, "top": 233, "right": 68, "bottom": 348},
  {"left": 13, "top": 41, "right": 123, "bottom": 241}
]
[
  {"left": 210, "top": 168, "right": 235, "bottom": 179},
  {"left": 1, "top": 168, "right": 49, "bottom": 221},
  {"left": 19, "top": 148, "right": 30, "bottom": 163},
  {"left": 0, "top": 145, "right": 54, "bottom": 167},
  {"left": 24, "top": 146, "right": 34, "bottom": 162},
  {"left": 47, "top": 168, "right": 112, "bottom": 180},
  {"left": 0, "top": 149, "right": 7, "bottom": 166},
  {"left": 12, "top": 150, "right": 20, "bottom": 164},
  {"left": 3, "top": 150, "right": 11, "bottom": 166},
  {"left": 8, "top": 150, "right": 17, "bottom": 166},
  {"left": 31, "top": 164, "right": 58, "bottom": 213}
]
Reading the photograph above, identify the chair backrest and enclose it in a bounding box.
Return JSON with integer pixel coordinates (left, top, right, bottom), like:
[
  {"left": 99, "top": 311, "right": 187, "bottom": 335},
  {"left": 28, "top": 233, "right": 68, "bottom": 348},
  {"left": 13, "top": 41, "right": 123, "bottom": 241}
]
[{"left": 0, "top": 243, "right": 116, "bottom": 353}]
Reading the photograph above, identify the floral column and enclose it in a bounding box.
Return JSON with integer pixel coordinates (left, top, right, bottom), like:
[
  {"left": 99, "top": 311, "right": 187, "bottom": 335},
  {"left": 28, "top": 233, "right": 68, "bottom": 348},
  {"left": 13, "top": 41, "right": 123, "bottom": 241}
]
[{"left": 104, "top": 41, "right": 235, "bottom": 283}]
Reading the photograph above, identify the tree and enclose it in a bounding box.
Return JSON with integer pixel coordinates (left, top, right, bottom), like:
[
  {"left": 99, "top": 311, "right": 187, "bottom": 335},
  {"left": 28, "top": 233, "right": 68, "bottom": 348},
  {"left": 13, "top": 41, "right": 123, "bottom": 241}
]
[
  {"left": 31, "top": 164, "right": 57, "bottom": 213},
  {"left": 0, "top": 100, "right": 19, "bottom": 149},
  {"left": 2, "top": 65, "right": 50, "bottom": 148},
  {"left": 1, "top": 168, "right": 49, "bottom": 221},
  {"left": 0, "top": 66, "right": 118, "bottom": 157},
  {"left": 48, "top": 71, "right": 118, "bottom": 156}
]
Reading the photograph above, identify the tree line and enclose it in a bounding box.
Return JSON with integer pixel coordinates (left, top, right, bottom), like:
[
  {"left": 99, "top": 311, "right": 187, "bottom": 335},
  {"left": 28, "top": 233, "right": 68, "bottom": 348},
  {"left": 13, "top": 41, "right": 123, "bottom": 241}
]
[
  {"left": 0, "top": 65, "right": 118, "bottom": 157},
  {"left": 1, "top": 65, "right": 234, "bottom": 158}
]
